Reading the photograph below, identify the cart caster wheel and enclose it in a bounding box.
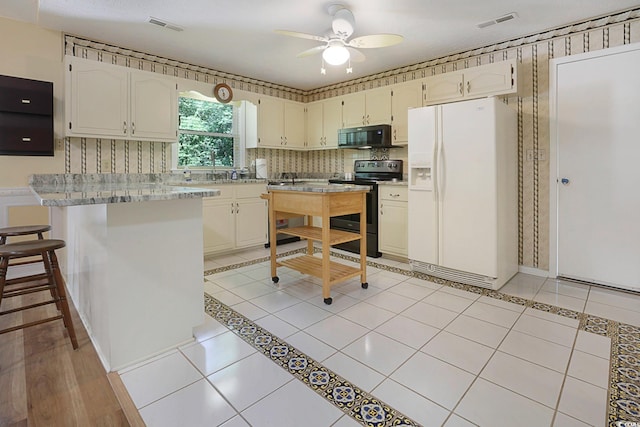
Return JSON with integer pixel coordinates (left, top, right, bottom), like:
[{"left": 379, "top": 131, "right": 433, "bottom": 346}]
[
  {"left": 272, "top": 276, "right": 279, "bottom": 283},
  {"left": 361, "top": 282, "right": 369, "bottom": 289},
  {"left": 324, "top": 297, "right": 333, "bottom": 305}
]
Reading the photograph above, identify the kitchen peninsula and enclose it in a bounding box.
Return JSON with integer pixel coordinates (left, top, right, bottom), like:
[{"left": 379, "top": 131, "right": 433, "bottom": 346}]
[{"left": 29, "top": 174, "right": 220, "bottom": 371}]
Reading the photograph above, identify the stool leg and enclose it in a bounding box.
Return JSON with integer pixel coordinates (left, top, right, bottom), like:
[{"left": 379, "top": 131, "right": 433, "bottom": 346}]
[
  {"left": 41, "top": 250, "right": 62, "bottom": 311},
  {"left": 48, "top": 250, "right": 78, "bottom": 350},
  {"left": 0, "top": 256, "right": 7, "bottom": 310}
]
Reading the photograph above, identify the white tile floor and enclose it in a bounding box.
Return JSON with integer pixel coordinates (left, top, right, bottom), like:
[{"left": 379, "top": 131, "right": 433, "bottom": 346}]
[{"left": 117, "top": 241, "right": 640, "bottom": 426}]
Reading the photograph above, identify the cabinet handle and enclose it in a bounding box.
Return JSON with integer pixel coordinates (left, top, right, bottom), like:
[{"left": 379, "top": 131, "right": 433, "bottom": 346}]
[
  {"left": 236, "top": 202, "right": 239, "bottom": 213},
  {"left": 466, "top": 81, "right": 471, "bottom": 93},
  {"left": 390, "top": 193, "right": 400, "bottom": 198},
  {"left": 380, "top": 203, "right": 383, "bottom": 215},
  {"left": 231, "top": 202, "right": 234, "bottom": 214},
  {"left": 123, "top": 121, "right": 127, "bottom": 134},
  {"left": 280, "top": 136, "right": 284, "bottom": 145},
  {"left": 131, "top": 122, "right": 135, "bottom": 135},
  {"left": 458, "top": 83, "right": 463, "bottom": 95},
  {"left": 393, "top": 128, "right": 396, "bottom": 141}
]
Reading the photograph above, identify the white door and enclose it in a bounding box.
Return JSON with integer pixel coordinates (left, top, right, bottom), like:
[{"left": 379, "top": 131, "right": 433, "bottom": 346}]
[
  {"left": 439, "top": 98, "right": 498, "bottom": 277},
  {"left": 555, "top": 47, "right": 640, "bottom": 291}
]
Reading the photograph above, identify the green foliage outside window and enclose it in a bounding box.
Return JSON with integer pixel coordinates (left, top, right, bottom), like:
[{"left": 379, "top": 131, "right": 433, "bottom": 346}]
[{"left": 178, "top": 97, "right": 234, "bottom": 167}]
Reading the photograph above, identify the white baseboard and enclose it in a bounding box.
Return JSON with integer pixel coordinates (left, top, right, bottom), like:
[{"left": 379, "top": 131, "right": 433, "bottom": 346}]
[{"left": 518, "top": 265, "right": 549, "bottom": 278}]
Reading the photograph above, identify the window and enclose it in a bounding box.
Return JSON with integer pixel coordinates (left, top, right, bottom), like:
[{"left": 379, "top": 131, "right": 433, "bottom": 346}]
[{"left": 177, "top": 91, "right": 236, "bottom": 168}]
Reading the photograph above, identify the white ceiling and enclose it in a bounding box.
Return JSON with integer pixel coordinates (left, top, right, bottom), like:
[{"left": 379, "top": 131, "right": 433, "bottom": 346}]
[{"left": 2, "top": 1, "right": 639, "bottom": 91}]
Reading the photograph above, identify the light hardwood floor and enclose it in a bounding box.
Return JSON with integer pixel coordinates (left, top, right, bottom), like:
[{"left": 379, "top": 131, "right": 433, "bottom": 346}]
[{"left": 0, "top": 288, "right": 134, "bottom": 426}]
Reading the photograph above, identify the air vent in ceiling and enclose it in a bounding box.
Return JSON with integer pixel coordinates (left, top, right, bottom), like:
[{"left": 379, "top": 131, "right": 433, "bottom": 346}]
[
  {"left": 148, "top": 16, "right": 184, "bottom": 32},
  {"left": 476, "top": 12, "right": 518, "bottom": 29}
]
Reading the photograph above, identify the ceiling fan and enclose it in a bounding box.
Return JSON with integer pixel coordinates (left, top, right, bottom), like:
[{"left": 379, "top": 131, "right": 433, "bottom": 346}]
[{"left": 275, "top": 4, "right": 403, "bottom": 73}]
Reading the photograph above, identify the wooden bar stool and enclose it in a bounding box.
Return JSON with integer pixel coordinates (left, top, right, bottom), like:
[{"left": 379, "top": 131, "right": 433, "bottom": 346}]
[
  {"left": 0, "top": 225, "right": 57, "bottom": 304},
  {"left": 0, "top": 224, "right": 51, "bottom": 245},
  {"left": 0, "top": 239, "right": 78, "bottom": 349}
]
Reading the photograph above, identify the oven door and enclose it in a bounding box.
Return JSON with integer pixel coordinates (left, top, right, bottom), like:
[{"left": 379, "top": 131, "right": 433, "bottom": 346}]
[{"left": 328, "top": 180, "right": 380, "bottom": 257}]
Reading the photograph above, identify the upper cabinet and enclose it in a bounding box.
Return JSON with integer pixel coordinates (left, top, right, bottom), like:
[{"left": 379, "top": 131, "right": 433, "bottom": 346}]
[
  {"left": 0, "top": 74, "right": 54, "bottom": 156},
  {"left": 391, "top": 80, "right": 425, "bottom": 145},
  {"left": 342, "top": 87, "right": 391, "bottom": 128},
  {"left": 424, "top": 59, "right": 517, "bottom": 105},
  {"left": 253, "top": 97, "right": 305, "bottom": 149},
  {"left": 306, "top": 97, "right": 342, "bottom": 149},
  {"left": 65, "top": 57, "right": 178, "bottom": 141}
]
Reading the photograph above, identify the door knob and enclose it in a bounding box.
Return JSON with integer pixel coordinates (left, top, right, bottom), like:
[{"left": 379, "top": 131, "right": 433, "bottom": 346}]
[{"left": 561, "top": 178, "right": 570, "bottom": 185}]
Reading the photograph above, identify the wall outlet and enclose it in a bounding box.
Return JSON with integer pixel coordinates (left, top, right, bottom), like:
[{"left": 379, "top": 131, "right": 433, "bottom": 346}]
[
  {"left": 55, "top": 139, "right": 64, "bottom": 151},
  {"left": 526, "top": 149, "right": 546, "bottom": 162}
]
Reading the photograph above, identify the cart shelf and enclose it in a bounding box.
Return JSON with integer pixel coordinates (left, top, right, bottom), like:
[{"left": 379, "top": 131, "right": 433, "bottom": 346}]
[
  {"left": 277, "top": 255, "right": 362, "bottom": 284},
  {"left": 278, "top": 225, "right": 361, "bottom": 246}
]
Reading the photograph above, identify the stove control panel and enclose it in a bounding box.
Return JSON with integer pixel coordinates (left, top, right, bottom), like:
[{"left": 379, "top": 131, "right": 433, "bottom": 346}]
[{"left": 354, "top": 159, "right": 403, "bottom": 173}]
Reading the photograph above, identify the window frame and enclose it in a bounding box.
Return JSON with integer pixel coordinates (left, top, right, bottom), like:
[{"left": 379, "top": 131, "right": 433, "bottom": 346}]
[{"left": 171, "top": 88, "right": 247, "bottom": 171}]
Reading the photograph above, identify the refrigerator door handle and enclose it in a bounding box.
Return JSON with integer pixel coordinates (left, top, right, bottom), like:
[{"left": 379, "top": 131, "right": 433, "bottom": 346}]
[{"left": 436, "top": 116, "right": 444, "bottom": 200}]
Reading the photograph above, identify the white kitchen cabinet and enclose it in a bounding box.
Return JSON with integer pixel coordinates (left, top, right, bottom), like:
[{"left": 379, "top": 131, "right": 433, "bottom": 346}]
[
  {"left": 322, "top": 97, "right": 343, "bottom": 148},
  {"left": 65, "top": 56, "right": 177, "bottom": 141},
  {"left": 424, "top": 59, "right": 517, "bottom": 105},
  {"left": 391, "top": 80, "right": 425, "bottom": 145},
  {"left": 342, "top": 88, "right": 391, "bottom": 128},
  {"left": 306, "top": 101, "right": 323, "bottom": 149},
  {"left": 306, "top": 97, "right": 342, "bottom": 149},
  {"left": 203, "top": 198, "right": 235, "bottom": 253},
  {"left": 378, "top": 185, "right": 408, "bottom": 257},
  {"left": 284, "top": 101, "right": 306, "bottom": 148},
  {"left": 202, "top": 183, "right": 267, "bottom": 255},
  {"left": 255, "top": 97, "right": 305, "bottom": 149}
]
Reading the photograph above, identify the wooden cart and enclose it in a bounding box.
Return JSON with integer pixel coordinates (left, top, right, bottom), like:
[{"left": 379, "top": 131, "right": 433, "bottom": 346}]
[{"left": 264, "top": 185, "right": 369, "bottom": 304}]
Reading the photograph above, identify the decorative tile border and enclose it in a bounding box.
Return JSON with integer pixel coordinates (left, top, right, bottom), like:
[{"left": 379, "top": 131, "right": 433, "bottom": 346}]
[
  {"left": 204, "top": 293, "right": 420, "bottom": 426},
  {"left": 204, "top": 249, "right": 640, "bottom": 425}
]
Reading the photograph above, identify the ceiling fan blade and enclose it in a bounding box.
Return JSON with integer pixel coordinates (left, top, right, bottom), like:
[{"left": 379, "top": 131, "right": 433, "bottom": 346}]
[
  {"left": 347, "top": 47, "right": 366, "bottom": 63},
  {"left": 275, "top": 30, "right": 328, "bottom": 43},
  {"left": 297, "top": 45, "right": 327, "bottom": 58},
  {"left": 348, "top": 34, "right": 403, "bottom": 49}
]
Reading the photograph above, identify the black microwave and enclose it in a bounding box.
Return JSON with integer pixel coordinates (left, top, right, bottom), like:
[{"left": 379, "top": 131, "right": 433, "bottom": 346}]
[{"left": 338, "top": 124, "right": 392, "bottom": 149}]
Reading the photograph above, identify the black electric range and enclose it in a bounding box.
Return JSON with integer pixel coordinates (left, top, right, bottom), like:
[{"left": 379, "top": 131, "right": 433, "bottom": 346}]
[{"left": 329, "top": 159, "right": 403, "bottom": 258}]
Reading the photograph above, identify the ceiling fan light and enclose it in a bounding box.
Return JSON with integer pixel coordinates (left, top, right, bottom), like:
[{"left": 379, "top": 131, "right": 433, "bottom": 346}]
[{"left": 322, "top": 45, "right": 350, "bottom": 65}]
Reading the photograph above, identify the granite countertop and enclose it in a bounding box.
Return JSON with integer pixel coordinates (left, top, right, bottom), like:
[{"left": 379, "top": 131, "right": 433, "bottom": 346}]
[
  {"left": 267, "top": 182, "right": 370, "bottom": 193},
  {"left": 29, "top": 174, "right": 221, "bottom": 207},
  {"left": 377, "top": 180, "right": 408, "bottom": 187}
]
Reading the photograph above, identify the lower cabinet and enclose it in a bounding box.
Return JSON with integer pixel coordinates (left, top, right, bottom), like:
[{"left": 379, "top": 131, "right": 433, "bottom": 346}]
[
  {"left": 203, "top": 183, "right": 267, "bottom": 255},
  {"left": 378, "top": 185, "right": 408, "bottom": 257}
]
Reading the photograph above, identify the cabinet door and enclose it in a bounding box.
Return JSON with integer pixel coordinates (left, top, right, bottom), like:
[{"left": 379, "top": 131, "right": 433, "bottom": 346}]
[
  {"left": 235, "top": 198, "right": 268, "bottom": 248},
  {"left": 424, "top": 71, "right": 464, "bottom": 105},
  {"left": 391, "top": 81, "right": 424, "bottom": 144},
  {"left": 283, "top": 101, "right": 306, "bottom": 149},
  {"left": 379, "top": 200, "right": 408, "bottom": 257},
  {"left": 322, "top": 97, "right": 343, "bottom": 148},
  {"left": 464, "top": 61, "right": 515, "bottom": 98},
  {"left": 365, "top": 88, "right": 392, "bottom": 126},
  {"left": 203, "top": 198, "right": 235, "bottom": 254},
  {"left": 67, "top": 59, "right": 128, "bottom": 137},
  {"left": 306, "top": 102, "right": 324, "bottom": 149},
  {"left": 258, "top": 97, "right": 284, "bottom": 147},
  {"left": 130, "top": 72, "right": 177, "bottom": 141},
  {"left": 342, "top": 92, "right": 366, "bottom": 128}
]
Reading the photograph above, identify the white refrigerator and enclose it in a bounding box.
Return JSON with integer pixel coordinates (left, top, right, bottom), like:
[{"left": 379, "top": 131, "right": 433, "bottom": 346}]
[{"left": 408, "top": 97, "right": 518, "bottom": 290}]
